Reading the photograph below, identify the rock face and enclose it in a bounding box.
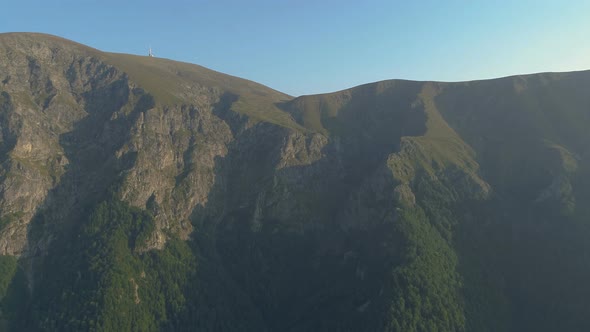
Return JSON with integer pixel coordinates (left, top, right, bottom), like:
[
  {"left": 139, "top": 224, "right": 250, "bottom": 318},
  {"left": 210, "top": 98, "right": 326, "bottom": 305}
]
[
  {"left": 0, "top": 33, "right": 590, "bottom": 332},
  {"left": 0, "top": 33, "right": 292, "bottom": 255}
]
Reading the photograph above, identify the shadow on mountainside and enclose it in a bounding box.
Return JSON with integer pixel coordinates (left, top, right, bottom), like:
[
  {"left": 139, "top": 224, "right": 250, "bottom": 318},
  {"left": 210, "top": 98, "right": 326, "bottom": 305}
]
[
  {"left": 174, "top": 81, "right": 433, "bottom": 331},
  {"left": 8, "top": 68, "right": 156, "bottom": 331}
]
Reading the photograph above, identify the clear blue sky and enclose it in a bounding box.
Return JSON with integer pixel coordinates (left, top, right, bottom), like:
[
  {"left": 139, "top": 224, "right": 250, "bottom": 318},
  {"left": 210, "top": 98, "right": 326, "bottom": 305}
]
[{"left": 3, "top": 0, "right": 590, "bottom": 96}]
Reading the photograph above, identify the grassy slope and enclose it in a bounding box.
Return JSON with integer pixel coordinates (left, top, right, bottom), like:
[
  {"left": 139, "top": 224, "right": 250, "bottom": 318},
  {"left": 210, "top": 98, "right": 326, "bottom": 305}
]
[
  {"left": 432, "top": 71, "right": 590, "bottom": 203},
  {"left": 285, "top": 79, "right": 483, "bottom": 178},
  {"left": 0, "top": 32, "right": 302, "bottom": 131},
  {"left": 100, "top": 53, "right": 304, "bottom": 130}
]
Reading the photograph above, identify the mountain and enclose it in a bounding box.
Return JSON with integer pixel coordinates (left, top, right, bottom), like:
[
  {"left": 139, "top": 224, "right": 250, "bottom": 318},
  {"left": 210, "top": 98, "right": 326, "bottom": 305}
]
[{"left": 0, "top": 32, "right": 589, "bottom": 331}]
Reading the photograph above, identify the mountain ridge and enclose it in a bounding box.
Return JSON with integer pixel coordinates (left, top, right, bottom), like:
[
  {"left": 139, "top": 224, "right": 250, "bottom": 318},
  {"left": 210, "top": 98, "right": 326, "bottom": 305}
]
[
  {"left": 0, "top": 32, "right": 589, "bottom": 331},
  {"left": 5, "top": 32, "right": 589, "bottom": 98}
]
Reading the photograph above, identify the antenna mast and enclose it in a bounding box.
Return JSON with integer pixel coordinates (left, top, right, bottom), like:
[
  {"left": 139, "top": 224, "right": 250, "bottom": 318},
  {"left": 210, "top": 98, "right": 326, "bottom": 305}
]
[{"left": 148, "top": 46, "right": 154, "bottom": 57}]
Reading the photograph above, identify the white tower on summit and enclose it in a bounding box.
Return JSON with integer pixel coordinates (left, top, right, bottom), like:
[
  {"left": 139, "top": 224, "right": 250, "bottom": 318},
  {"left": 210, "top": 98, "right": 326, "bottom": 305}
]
[{"left": 148, "top": 46, "right": 154, "bottom": 57}]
